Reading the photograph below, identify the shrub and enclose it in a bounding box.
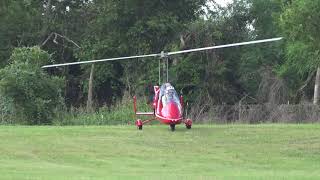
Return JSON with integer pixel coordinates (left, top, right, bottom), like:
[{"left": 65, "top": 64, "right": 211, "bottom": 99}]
[
  {"left": 0, "top": 94, "right": 15, "bottom": 124},
  {"left": 0, "top": 47, "right": 65, "bottom": 124}
]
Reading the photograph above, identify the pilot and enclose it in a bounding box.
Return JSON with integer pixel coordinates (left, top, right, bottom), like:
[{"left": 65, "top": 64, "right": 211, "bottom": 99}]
[
  {"left": 162, "top": 90, "right": 169, "bottom": 107},
  {"left": 161, "top": 83, "right": 174, "bottom": 107}
]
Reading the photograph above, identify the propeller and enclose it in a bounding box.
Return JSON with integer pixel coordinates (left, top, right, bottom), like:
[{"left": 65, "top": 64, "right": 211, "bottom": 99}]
[{"left": 42, "top": 37, "right": 282, "bottom": 68}]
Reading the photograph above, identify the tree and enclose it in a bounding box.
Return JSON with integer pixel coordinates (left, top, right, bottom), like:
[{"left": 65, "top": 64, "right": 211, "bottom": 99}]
[
  {"left": 75, "top": 0, "right": 207, "bottom": 107},
  {"left": 238, "top": 0, "right": 285, "bottom": 103},
  {"left": 278, "top": 0, "right": 320, "bottom": 103},
  {"left": 0, "top": 47, "right": 64, "bottom": 124},
  {"left": 0, "top": 0, "right": 43, "bottom": 67},
  {"left": 171, "top": 0, "right": 255, "bottom": 105}
]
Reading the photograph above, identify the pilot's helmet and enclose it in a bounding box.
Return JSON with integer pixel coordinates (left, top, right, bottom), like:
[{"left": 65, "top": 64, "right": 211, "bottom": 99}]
[
  {"left": 164, "top": 83, "right": 171, "bottom": 87},
  {"left": 166, "top": 86, "right": 174, "bottom": 91}
]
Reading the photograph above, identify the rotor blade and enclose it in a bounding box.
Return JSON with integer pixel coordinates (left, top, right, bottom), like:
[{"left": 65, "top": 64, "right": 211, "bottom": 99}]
[
  {"left": 42, "top": 37, "right": 282, "bottom": 68},
  {"left": 167, "top": 37, "right": 283, "bottom": 56},
  {"left": 42, "top": 53, "right": 159, "bottom": 68}
]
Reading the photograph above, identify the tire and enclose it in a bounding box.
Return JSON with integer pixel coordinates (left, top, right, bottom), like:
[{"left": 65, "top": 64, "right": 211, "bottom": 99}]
[{"left": 170, "top": 124, "right": 175, "bottom": 131}]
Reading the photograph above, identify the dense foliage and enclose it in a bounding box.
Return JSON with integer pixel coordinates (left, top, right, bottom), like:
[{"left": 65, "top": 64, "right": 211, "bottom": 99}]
[
  {"left": 0, "top": 47, "right": 64, "bottom": 124},
  {"left": 278, "top": 0, "right": 320, "bottom": 100},
  {"left": 0, "top": 0, "right": 319, "bottom": 124}
]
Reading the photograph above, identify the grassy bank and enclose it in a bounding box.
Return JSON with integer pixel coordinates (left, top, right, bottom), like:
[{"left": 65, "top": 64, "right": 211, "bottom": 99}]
[
  {"left": 0, "top": 124, "right": 319, "bottom": 179},
  {"left": 53, "top": 97, "right": 151, "bottom": 126}
]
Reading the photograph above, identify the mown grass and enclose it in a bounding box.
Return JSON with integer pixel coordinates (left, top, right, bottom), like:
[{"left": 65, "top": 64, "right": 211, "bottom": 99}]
[{"left": 0, "top": 124, "right": 319, "bottom": 179}]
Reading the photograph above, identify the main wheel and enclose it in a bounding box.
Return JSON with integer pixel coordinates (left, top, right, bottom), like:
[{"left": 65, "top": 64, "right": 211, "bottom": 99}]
[
  {"left": 135, "top": 119, "right": 143, "bottom": 130},
  {"left": 185, "top": 119, "right": 192, "bottom": 130},
  {"left": 170, "top": 124, "right": 175, "bottom": 131}
]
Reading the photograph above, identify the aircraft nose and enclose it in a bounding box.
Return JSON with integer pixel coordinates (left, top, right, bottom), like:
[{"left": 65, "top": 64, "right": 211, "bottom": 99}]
[{"left": 161, "top": 102, "right": 181, "bottom": 119}]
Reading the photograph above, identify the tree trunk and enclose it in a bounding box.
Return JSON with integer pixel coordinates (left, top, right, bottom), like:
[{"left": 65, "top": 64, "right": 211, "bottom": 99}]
[
  {"left": 126, "top": 74, "right": 131, "bottom": 96},
  {"left": 313, "top": 67, "right": 320, "bottom": 105},
  {"left": 87, "top": 64, "right": 95, "bottom": 112},
  {"left": 42, "top": 0, "right": 51, "bottom": 36}
]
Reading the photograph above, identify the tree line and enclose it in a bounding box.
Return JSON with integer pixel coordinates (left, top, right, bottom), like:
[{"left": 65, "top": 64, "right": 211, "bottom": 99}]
[{"left": 0, "top": 0, "right": 319, "bottom": 124}]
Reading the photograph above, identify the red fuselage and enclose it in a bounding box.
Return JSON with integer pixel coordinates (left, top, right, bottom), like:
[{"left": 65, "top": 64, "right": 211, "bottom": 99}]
[
  {"left": 134, "top": 83, "right": 192, "bottom": 131},
  {"left": 153, "top": 85, "right": 183, "bottom": 125}
]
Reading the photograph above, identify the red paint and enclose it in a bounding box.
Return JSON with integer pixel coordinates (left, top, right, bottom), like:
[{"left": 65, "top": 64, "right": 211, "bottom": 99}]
[
  {"left": 180, "top": 95, "right": 184, "bottom": 108},
  {"left": 133, "top": 83, "right": 192, "bottom": 130},
  {"left": 135, "top": 119, "right": 142, "bottom": 126},
  {"left": 161, "top": 102, "right": 181, "bottom": 119},
  {"left": 184, "top": 119, "right": 192, "bottom": 126}
]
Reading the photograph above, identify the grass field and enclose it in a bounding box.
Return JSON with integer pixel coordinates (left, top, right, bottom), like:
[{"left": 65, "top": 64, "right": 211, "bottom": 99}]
[{"left": 0, "top": 124, "right": 319, "bottom": 180}]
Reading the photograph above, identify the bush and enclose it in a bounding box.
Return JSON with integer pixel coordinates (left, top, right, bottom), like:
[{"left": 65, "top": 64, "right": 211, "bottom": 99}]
[
  {"left": 0, "top": 95, "right": 15, "bottom": 124},
  {"left": 0, "top": 47, "right": 65, "bottom": 124}
]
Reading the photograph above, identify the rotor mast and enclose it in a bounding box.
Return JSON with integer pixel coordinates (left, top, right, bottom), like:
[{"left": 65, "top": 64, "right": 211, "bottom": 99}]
[{"left": 159, "top": 51, "right": 169, "bottom": 84}]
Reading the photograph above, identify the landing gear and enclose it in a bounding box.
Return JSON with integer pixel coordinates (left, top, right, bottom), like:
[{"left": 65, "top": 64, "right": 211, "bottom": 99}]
[
  {"left": 185, "top": 119, "right": 192, "bottom": 129},
  {"left": 170, "top": 124, "right": 175, "bottom": 131},
  {"left": 135, "top": 119, "right": 143, "bottom": 130}
]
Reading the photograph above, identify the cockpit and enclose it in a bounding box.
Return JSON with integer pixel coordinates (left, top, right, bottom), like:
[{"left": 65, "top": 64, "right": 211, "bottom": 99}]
[{"left": 158, "top": 83, "right": 182, "bottom": 118}]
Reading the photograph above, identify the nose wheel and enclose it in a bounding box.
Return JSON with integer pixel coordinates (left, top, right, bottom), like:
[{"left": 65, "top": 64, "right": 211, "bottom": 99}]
[{"left": 170, "top": 124, "right": 175, "bottom": 131}]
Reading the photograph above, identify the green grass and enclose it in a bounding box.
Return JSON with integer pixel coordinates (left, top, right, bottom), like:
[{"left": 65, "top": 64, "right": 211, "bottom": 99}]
[{"left": 0, "top": 124, "right": 319, "bottom": 179}]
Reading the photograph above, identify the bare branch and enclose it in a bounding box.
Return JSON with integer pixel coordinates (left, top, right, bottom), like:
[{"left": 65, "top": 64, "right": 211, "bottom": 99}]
[
  {"left": 41, "top": 32, "right": 54, "bottom": 47},
  {"left": 54, "top": 33, "right": 81, "bottom": 48},
  {"left": 297, "top": 70, "right": 316, "bottom": 93},
  {"left": 41, "top": 32, "right": 81, "bottom": 48}
]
